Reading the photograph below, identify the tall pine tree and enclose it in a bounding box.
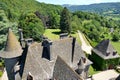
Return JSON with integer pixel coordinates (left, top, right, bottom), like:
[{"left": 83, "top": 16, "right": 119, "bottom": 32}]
[{"left": 60, "top": 7, "right": 71, "bottom": 33}]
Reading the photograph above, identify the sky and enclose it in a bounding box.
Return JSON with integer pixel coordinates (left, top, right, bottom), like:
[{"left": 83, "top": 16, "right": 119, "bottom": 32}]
[{"left": 36, "top": 0, "right": 120, "bottom": 5}]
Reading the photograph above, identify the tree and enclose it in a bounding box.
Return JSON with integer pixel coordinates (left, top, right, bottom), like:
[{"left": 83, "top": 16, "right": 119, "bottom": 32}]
[
  {"left": 112, "top": 32, "right": 119, "bottom": 41},
  {"left": 71, "top": 15, "right": 82, "bottom": 33},
  {"left": 60, "top": 7, "right": 71, "bottom": 33},
  {"left": 48, "top": 11, "right": 60, "bottom": 29},
  {"left": 0, "top": 9, "right": 18, "bottom": 50},
  {"left": 88, "top": 30, "right": 100, "bottom": 42},
  {"left": 19, "top": 12, "right": 44, "bottom": 41}
]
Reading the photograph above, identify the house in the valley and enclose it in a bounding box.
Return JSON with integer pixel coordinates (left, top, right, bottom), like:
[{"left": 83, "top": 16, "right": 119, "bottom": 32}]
[
  {"left": 0, "top": 28, "right": 92, "bottom": 80},
  {"left": 91, "top": 39, "right": 120, "bottom": 70}
]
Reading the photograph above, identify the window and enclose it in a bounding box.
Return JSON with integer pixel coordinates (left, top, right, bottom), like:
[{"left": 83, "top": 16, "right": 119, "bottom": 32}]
[
  {"left": 27, "top": 72, "right": 33, "bottom": 80},
  {"left": 113, "top": 51, "right": 117, "bottom": 56}
]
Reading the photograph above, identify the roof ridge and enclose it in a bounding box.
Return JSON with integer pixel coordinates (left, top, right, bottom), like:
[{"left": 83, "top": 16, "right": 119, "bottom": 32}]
[
  {"left": 106, "top": 39, "right": 110, "bottom": 52},
  {"left": 53, "top": 56, "right": 83, "bottom": 80}
]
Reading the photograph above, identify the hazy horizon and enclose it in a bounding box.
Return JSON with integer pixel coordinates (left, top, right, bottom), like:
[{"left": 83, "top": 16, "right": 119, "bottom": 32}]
[{"left": 36, "top": 0, "right": 120, "bottom": 5}]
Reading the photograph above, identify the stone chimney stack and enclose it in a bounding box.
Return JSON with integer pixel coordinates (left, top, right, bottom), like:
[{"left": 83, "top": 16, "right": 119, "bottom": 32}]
[
  {"left": 72, "top": 37, "right": 76, "bottom": 62},
  {"left": 18, "top": 28, "right": 24, "bottom": 41},
  {"left": 18, "top": 28, "right": 25, "bottom": 48},
  {"left": 42, "top": 38, "right": 52, "bottom": 60},
  {"left": 25, "top": 38, "right": 33, "bottom": 46}
]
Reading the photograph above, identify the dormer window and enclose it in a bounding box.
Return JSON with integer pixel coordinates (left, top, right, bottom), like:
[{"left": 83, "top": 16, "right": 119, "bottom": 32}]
[
  {"left": 113, "top": 51, "right": 117, "bottom": 56},
  {"left": 27, "top": 72, "right": 33, "bottom": 80},
  {"left": 25, "top": 38, "right": 33, "bottom": 46},
  {"left": 82, "top": 57, "right": 86, "bottom": 63},
  {"left": 106, "top": 52, "right": 110, "bottom": 56},
  {"left": 59, "top": 33, "right": 68, "bottom": 39}
]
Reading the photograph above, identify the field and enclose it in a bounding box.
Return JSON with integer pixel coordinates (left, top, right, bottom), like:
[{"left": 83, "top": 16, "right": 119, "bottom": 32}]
[{"left": 111, "top": 41, "right": 120, "bottom": 55}]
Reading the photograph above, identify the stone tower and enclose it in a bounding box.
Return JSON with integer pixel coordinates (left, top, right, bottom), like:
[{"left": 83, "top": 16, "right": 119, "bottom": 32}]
[{"left": 0, "top": 28, "right": 23, "bottom": 80}]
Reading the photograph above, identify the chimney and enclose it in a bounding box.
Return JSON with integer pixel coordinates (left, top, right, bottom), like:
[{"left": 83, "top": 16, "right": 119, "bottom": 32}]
[
  {"left": 25, "top": 38, "right": 33, "bottom": 46},
  {"left": 72, "top": 37, "right": 76, "bottom": 62},
  {"left": 18, "top": 29, "right": 25, "bottom": 48},
  {"left": 42, "top": 39, "right": 52, "bottom": 60},
  {"left": 18, "top": 28, "right": 24, "bottom": 41},
  {"left": 59, "top": 33, "right": 68, "bottom": 39}
]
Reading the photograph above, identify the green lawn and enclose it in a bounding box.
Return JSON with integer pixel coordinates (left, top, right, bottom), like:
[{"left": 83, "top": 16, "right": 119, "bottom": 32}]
[
  {"left": 0, "top": 71, "right": 3, "bottom": 77},
  {"left": 44, "top": 29, "right": 60, "bottom": 40},
  {"left": 44, "top": 29, "right": 81, "bottom": 44},
  {"left": 89, "top": 65, "right": 101, "bottom": 75},
  {"left": 0, "top": 62, "right": 4, "bottom": 77},
  {"left": 111, "top": 41, "right": 120, "bottom": 55}
]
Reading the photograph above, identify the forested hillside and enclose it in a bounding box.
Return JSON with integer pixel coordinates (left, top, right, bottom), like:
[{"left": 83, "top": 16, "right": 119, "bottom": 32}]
[
  {"left": 71, "top": 11, "right": 120, "bottom": 45},
  {"left": 0, "top": 0, "right": 62, "bottom": 50},
  {"left": 0, "top": 0, "right": 62, "bottom": 20},
  {"left": 0, "top": 0, "right": 120, "bottom": 51},
  {"left": 63, "top": 2, "right": 120, "bottom": 20}
]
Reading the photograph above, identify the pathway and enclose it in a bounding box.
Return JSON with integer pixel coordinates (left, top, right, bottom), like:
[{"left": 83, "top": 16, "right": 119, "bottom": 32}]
[{"left": 78, "top": 30, "right": 93, "bottom": 54}]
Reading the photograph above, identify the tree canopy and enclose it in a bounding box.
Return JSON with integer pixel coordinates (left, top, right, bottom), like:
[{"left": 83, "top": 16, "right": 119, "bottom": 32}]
[
  {"left": 60, "top": 7, "right": 71, "bottom": 33},
  {"left": 19, "top": 12, "right": 45, "bottom": 41}
]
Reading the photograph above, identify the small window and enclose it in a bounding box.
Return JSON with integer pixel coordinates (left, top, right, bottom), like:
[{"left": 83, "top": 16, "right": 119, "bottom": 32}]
[
  {"left": 27, "top": 72, "right": 33, "bottom": 80},
  {"left": 82, "top": 57, "right": 86, "bottom": 63},
  {"left": 113, "top": 51, "right": 117, "bottom": 56},
  {"left": 106, "top": 52, "right": 110, "bottom": 56}
]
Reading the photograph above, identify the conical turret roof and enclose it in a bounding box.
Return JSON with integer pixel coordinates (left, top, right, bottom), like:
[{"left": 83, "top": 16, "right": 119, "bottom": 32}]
[{"left": 0, "top": 28, "right": 23, "bottom": 58}]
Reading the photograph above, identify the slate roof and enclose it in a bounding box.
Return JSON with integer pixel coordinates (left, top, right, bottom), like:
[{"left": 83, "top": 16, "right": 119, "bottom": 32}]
[
  {"left": 22, "top": 42, "right": 54, "bottom": 80},
  {"left": 53, "top": 56, "right": 83, "bottom": 80},
  {"left": 72, "top": 40, "right": 92, "bottom": 69},
  {"left": 93, "top": 39, "right": 120, "bottom": 59},
  {"left": 22, "top": 38, "right": 92, "bottom": 79},
  {"left": 0, "top": 28, "right": 23, "bottom": 58}
]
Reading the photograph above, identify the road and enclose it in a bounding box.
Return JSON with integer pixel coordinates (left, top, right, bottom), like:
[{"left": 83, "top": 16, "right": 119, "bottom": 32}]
[{"left": 78, "top": 30, "right": 93, "bottom": 55}]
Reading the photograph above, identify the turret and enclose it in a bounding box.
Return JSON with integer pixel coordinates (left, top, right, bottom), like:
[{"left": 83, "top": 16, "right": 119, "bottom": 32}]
[{"left": 0, "top": 28, "right": 23, "bottom": 80}]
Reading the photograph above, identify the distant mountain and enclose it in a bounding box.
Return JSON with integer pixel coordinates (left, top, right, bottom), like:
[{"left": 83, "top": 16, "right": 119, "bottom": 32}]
[{"left": 63, "top": 2, "right": 120, "bottom": 19}]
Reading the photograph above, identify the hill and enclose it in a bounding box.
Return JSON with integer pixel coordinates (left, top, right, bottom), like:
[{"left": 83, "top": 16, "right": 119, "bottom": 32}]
[
  {"left": 0, "top": 0, "right": 63, "bottom": 50},
  {"left": 63, "top": 2, "right": 120, "bottom": 20},
  {"left": 0, "top": 0, "right": 62, "bottom": 20},
  {"left": 0, "top": 0, "right": 120, "bottom": 49}
]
